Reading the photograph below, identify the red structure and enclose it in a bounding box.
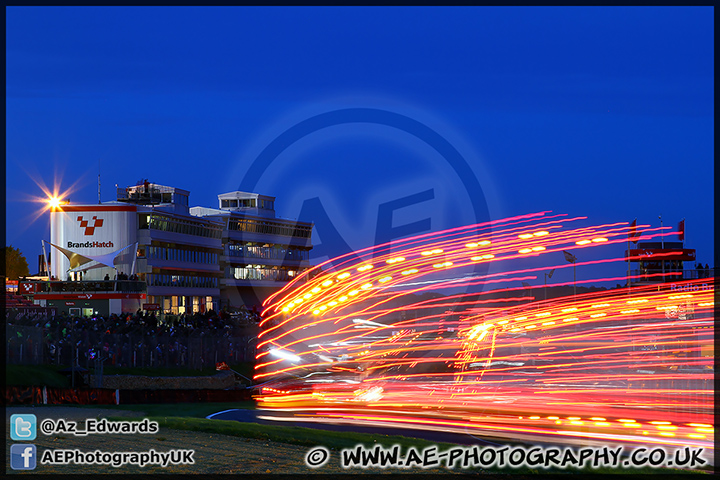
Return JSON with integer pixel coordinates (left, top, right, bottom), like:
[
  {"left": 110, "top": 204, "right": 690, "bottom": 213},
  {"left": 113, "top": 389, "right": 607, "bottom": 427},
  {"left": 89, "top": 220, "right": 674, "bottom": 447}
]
[{"left": 626, "top": 241, "right": 698, "bottom": 285}]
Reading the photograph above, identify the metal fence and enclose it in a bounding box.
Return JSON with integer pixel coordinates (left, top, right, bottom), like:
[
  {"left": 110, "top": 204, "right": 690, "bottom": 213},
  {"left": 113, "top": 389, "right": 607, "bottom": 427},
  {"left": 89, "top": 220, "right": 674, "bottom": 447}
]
[
  {"left": 629, "top": 268, "right": 715, "bottom": 283},
  {"left": 24, "top": 280, "right": 146, "bottom": 293},
  {"left": 6, "top": 325, "right": 258, "bottom": 370}
]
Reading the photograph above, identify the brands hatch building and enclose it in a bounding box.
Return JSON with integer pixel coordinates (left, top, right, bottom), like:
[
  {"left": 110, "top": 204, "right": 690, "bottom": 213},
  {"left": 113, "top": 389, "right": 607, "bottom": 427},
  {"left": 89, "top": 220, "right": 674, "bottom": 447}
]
[{"left": 42, "top": 182, "right": 313, "bottom": 316}]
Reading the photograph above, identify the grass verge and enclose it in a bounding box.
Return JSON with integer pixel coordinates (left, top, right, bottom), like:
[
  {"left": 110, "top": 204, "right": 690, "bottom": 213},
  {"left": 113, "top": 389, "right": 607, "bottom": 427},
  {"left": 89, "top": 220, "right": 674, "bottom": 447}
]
[
  {"left": 105, "top": 415, "right": 698, "bottom": 475},
  {"left": 142, "top": 416, "right": 459, "bottom": 451},
  {"left": 6, "top": 364, "right": 70, "bottom": 387},
  {"left": 76, "top": 401, "right": 256, "bottom": 416}
]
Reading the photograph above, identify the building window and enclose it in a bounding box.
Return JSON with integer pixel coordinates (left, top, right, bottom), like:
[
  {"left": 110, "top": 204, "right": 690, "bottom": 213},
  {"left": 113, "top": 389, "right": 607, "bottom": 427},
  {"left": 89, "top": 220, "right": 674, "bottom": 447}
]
[
  {"left": 229, "top": 266, "right": 296, "bottom": 282},
  {"left": 147, "top": 214, "right": 223, "bottom": 238}
]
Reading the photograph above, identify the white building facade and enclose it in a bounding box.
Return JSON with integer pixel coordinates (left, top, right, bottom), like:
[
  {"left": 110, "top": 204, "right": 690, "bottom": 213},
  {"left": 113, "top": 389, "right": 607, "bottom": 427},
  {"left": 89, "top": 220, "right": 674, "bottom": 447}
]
[
  {"left": 190, "top": 190, "right": 313, "bottom": 310},
  {"left": 44, "top": 182, "right": 312, "bottom": 315}
]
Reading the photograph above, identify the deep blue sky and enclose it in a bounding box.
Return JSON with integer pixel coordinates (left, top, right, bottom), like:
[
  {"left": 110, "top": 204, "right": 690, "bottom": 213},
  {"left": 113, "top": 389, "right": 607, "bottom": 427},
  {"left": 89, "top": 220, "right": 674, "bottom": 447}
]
[{"left": 5, "top": 7, "right": 714, "bottom": 285}]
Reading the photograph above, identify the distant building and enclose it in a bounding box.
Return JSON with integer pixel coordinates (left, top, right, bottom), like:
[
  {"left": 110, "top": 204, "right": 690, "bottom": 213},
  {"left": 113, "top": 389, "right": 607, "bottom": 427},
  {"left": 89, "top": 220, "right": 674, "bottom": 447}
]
[
  {"left": 33, "top": 181, "right": 312, "bottom": 316},
  {"left": 190, "top": 190, "right": 313, "bottom": 309}
]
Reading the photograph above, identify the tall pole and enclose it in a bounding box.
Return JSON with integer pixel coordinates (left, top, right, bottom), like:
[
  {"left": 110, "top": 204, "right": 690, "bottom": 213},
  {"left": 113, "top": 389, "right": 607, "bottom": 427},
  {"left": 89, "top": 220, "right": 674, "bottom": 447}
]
[
  {"left": 627, "top": 236, "right": 631, "bottom": 290},
  {"left": 562, "top": 251, "right": 577, "bottom": 299},
  {"left": 98, "top": 159, "right": 101, "bottom": 204},
  {"left": 573, "top": 262, "right": 576, "bottom": 298},
  {"left": 680, "top": 217, "right": 685, "bottom": 281},
  {"left": 71, "top": 319, "right": 75, "bottom": 389},
  {"left": 130, "top": 242, "right": 138, "bottom": 276},
  {"left": 659, "top": 215, "right": 664, "bottom": 249},
  {"left": 41, "top": 240, "right": 49, "bottom": 277},
  {"left": 659, "top": 215, "right": 665, "bottom": 280}
]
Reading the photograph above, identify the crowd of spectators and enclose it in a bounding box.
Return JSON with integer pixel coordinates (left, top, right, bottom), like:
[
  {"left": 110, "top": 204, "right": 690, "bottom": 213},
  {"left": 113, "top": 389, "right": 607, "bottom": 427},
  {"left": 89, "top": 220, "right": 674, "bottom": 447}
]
[
  {"left": 7, "top": 307, "right": 260, "bottom": 336},
  {"left": 6, "top": 307, "right": 261, "bottom": 368}
]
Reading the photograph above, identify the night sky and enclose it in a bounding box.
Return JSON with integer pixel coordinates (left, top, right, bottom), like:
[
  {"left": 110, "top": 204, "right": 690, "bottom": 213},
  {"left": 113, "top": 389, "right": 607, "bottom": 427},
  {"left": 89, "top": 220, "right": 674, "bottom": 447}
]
[{"left": 5, "top": 7, "right": 714, "bottom": 286}]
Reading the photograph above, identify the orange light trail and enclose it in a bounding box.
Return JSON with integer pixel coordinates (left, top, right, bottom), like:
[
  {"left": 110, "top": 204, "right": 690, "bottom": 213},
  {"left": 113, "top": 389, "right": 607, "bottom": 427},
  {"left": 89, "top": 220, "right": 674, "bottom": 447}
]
[{"left": 251, "top": 212, "right": 713, "bottom": 452}]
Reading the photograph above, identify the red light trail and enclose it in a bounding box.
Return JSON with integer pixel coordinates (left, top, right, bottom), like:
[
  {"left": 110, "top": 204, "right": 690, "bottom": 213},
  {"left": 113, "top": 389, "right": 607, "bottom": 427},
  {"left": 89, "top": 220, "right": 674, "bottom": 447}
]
[{"left": 252, "top": 212, "right": 714, "bottom": 452}]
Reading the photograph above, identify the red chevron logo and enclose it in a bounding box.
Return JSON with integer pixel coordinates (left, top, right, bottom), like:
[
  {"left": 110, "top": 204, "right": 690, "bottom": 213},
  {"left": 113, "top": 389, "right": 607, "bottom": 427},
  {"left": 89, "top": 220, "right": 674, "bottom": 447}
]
[{"left": 77, "top": 215, "right": 104, "bottom": 235}]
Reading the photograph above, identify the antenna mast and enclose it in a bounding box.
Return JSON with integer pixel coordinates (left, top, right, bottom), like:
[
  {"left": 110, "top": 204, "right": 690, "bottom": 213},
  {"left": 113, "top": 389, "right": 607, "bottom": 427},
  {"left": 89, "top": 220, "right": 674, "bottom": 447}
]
[{"left": 98, "top": 159, "right": 101, "bottom": 204}]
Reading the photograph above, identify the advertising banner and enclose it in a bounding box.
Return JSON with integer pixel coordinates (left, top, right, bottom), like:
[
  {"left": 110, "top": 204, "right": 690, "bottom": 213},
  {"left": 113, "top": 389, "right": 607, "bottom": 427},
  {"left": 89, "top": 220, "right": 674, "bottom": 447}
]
[
  {"left": 626, "top": 249, "right": 696, "bottom": 262},
  {"left": 18, "top": 282, "right": 38, "bottom": 294},
  {"left": 50, "top": 205, "right": 137, "bottom": 279}
]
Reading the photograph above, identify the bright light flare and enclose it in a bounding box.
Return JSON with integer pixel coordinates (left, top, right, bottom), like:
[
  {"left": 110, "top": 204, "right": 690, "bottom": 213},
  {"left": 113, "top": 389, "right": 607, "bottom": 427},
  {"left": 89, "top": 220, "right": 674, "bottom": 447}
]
[{"left": 269, "top": 349, "right": 301, "bottom": 362}]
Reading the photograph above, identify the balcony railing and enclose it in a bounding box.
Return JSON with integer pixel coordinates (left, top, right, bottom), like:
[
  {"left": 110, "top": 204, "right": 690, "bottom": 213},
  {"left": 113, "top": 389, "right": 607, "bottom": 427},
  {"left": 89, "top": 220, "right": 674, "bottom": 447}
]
[
  {"left": 629, "top": 269, "right": 714, "bottom": 283},
  {"left": 29, "top": 280, "right": 147, "bottom": 294},
  {"left": 227, "top": 246, "right": 309, "bottom": 262}
]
